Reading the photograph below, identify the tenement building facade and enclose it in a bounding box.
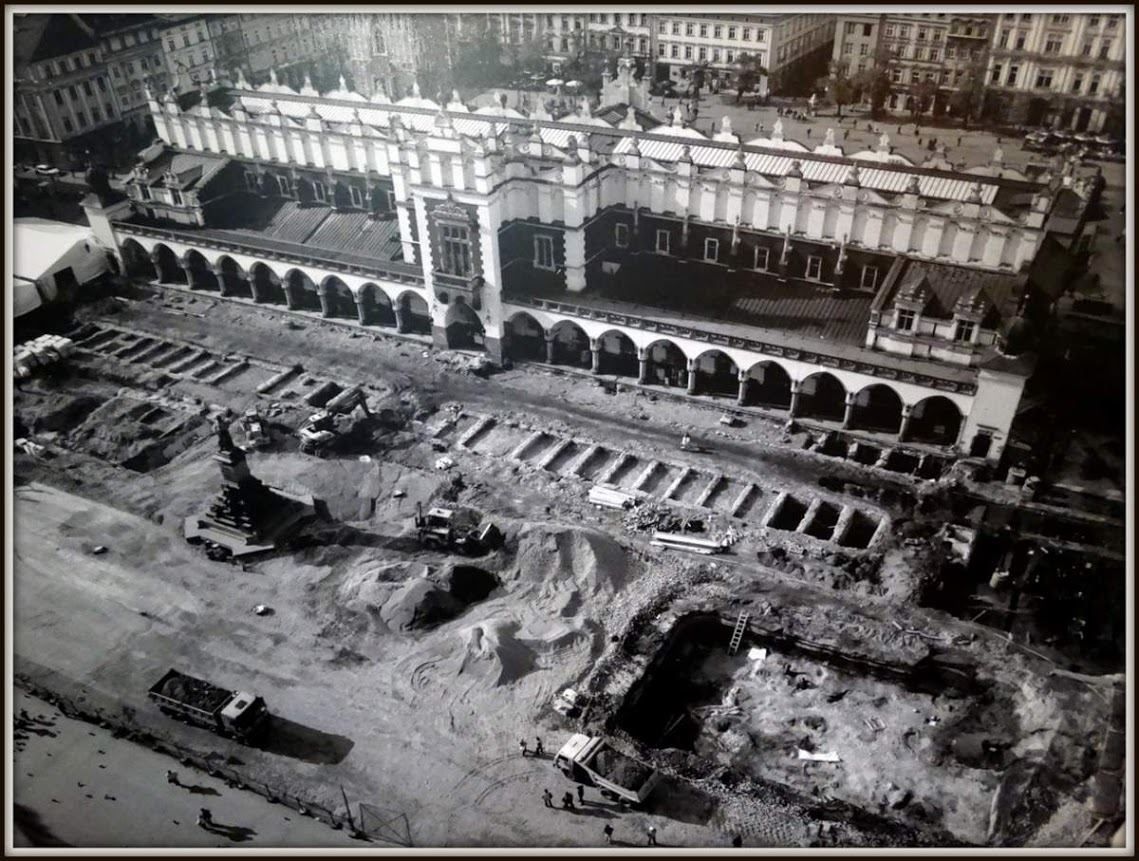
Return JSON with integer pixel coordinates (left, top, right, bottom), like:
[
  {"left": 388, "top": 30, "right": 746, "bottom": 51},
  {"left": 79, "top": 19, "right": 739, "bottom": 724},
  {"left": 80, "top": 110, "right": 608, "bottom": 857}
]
[{"left": 83, "top": 67, "right": 1094, "bottom": 465}]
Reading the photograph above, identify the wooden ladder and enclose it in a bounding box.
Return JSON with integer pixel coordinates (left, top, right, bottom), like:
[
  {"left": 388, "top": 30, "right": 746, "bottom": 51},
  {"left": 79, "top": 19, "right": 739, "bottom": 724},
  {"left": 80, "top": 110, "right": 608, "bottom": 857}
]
[{"left": 727, "top": 611, "right": 750, "bottom": 656}]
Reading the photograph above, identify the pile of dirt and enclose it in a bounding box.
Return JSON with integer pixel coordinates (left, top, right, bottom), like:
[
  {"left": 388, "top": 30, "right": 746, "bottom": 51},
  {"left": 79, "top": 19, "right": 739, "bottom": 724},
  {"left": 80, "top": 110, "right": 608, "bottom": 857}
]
[
  {"left": 336, "top": 562, "right": 500, "bottom": 633},
  {"left": 337, "top": 560, "right": 425, "bottom": 623},
  {"left": 456, "top": 618, "right": 537, "bottom": 686},
  {"left": 511, "top": 523, "right": 633, "bottom": 617},
  {"left": 382, "top": 578, "right": 464, "bottom": 632}
]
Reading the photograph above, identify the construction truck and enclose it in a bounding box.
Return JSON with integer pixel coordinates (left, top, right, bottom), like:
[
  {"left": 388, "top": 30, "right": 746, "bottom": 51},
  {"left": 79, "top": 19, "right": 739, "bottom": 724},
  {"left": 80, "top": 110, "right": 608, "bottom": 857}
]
[
  {"left": 298, "top": 386, "right": 370, "bottom": 456},
  {"left": 148, "top": 668, "right": 270, "bottom": 741},
  {"left": 414, "top": 503, "right": 501, "bottom": 555},
  {"left": 554, "top": 734, "right": 662, "bottom": 806},
  {"left": 239, "top": 407, "right": 270, "bottom": 450}
]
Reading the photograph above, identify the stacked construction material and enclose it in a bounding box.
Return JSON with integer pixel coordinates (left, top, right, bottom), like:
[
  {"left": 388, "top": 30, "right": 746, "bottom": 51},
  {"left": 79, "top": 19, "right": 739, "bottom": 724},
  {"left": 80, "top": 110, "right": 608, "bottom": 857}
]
[
  {"left": 14, "top": 335, "right": 74, "bottom": 379},
  {"left": 588, "top": 483, "right": 641, "bottom": 510},
  {"left": 650, "top": 531, "right": 726, "bottom": 555}
]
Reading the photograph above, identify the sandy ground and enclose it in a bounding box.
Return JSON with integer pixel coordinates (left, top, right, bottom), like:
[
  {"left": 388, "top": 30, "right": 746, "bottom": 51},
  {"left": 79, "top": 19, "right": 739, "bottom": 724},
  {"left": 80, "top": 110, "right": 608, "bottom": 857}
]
[{"left": 13, "top": 688, "right": 360, "bottom": 848}]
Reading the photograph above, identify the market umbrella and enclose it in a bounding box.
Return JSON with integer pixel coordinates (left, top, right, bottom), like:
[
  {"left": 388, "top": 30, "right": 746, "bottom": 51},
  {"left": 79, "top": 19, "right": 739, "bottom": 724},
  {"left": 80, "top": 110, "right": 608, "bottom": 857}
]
[
  {"left": 546, "top": 78, "right": 564, "bottom": 87},
  {"left": 566, "top": 80, "right": 583, "bottom": 88}
]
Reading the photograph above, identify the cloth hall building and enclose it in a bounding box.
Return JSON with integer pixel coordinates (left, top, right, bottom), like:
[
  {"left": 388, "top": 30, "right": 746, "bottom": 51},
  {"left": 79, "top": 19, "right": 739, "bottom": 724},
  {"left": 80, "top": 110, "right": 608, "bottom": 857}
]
[{"left": 82, "top": 61, "right": 1094, "bottom": 465}]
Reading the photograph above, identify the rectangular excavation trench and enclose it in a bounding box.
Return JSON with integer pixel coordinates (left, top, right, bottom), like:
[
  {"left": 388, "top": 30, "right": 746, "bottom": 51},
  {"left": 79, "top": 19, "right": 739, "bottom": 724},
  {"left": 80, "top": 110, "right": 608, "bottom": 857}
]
[
  {"left": 802, "top": 501, "right": 842, "bottom": 541},
  {"left": 572, "top": 447, "right": 613, "bottom": 481},
  {"left": 638, "top": 463, "right": 679, "bottom": 496},
  {"left": 80, "top": 330, "right": 122, "bottom": 351},
  {"left": 850, "top": 443, "right": 881, "bottom": 466},
  {"left": 514, "top": 432, "right": 556, "bottom": 463},
  {"left": 614, "top": 613, "right": 1004, "bottom": 847},
  {"left": 703, "top": 477, "right": 735, "bottom": 511},
  {"left": 543, "top": 440, "right": 581, "bottom": 473},
  {"left": 884, "top": 450, "right": 921, "bottom": 474},
  {"left": 607, "top": 455, "right": 642, "bottom": 488},
  {"left": 466, "top": 422, "right": 526, "bottom": 458},
  {"left": 767, "top": 494, "right": 807, "bottom": 531},
  {"left": 839, "top": 511, "right": 880, "bottom": 549},
  {"left": 670, "top": 469, "right": 709, "bottom": 506}
]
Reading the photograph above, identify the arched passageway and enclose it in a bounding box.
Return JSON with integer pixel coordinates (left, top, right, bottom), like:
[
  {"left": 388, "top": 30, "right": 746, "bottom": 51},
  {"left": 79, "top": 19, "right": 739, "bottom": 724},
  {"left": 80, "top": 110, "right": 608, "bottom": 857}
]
[
  {"left": 319, "top": 276, "right": 357, "bottom": 319},
  {"left": 849, "top": 384, "right": 903, "bottom": 434},
  {"left": 549, "top": 321, "right": 591, "bottom": 368},
  {"left": 641, "top": 339, "right": 687, "bottom": 387},
  {"left": 184, "top": 250, "right": 218, "bottom": 292},
  {"left": 216, "top": 256, "right": 251, "bottom": 298},
  {"left": 507, "top": 313, "right": 546, "bottom": 362},
  {"left": 121, "top": 239, "right": 157, "bottom": 280},
  {"left": 250, "top": 263, "right": 286, "bottom": 305},
  {"left": 359, "top": 284, "right": 396, "bottom": 327},
  {"left": 284, "top": 269, "right": 322, "bottom": 312},
  {"left": 743, "top": 361, "right": 792, "bottom": 409},
  {"left": 445, "top": 301, "right": 485, "bottom": 350},
  {"left": 797, "top": 372, "right": 846, "bottom": 422},
  {"left": 397, "top": 292, "right": 432, "bottom": 334},
  {"left": 691, "top": 350, "right": 739, "bottom": 398},
  {"left": 595, "top": 330, "right": 638, "bottom": 377},
  {"left": 907, "top": 396, "right": 963, "bottom": 445},
  {"left": 152, "top": 244, "right": 186, "bottom": 284}
]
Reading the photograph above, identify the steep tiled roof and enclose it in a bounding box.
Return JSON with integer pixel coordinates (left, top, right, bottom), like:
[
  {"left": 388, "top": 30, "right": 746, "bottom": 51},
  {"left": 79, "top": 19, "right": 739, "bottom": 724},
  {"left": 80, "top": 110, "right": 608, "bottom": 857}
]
[
  {"left": 881, "top": 259, "right": 1027, "bottom": 328},
  {"left": 14, "top": 14, "right": 96, "bottom": 67},
  {"left": 136, "top": 147, "right": 230, "bottom": 190}
]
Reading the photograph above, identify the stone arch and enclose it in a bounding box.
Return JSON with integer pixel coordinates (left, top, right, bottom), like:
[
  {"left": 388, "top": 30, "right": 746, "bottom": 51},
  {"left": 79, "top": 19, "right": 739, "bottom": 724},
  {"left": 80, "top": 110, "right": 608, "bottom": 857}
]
[
  {"left": 121, "top": 238, "right": 157, "bottom": 280},
  {"left": 396, "top": 290, "right": 431, "bottom": 334},
  {"left": 743, "top": 360, "right": 792, "bottom": 409},
  {"left": 691, "top": 348, "right": 739, "bottom": 398},
  {"left": 445, "top": 299, "right": 485, "bottom": 351},
  {"left": 797, "top": 372, "right": 846, "bottom": 422},
  {"left": 549, "top": 319, "right": 591, "bottom": 368},
  {"left": 506, "top": 311, "right": 546, "bottom": 362},
  {"left": 356, "top": 283, "right": 395, "bottom": 326},
  {"left": 215, "top": 255, "right": 252, "bottom": 298},
  {"left": 283, "top": 268, "right": 321, "bottom": 312},
  {"left": 319, "top": 275, "right": 356, "bottom": 319},
  {"left": 595, "top": 329, "right": 639, "bottom": 377},
  {"left": 250, "top": 262, "right": 286, "bottom": 305},
  {"left": 849, "top": 383, "right": 904, "bottom": 434},
  {"left": 151, "top": 243, "right": 185, "bottom": 284},
  {"left": 907, "top": 396, "right": 963, "bottom": 445},
  {"left": 642, "top": 338, "right": 688, "bottom": 388},
  {"left": 183, "top": 249, "right": 218, "bottom": 292}
]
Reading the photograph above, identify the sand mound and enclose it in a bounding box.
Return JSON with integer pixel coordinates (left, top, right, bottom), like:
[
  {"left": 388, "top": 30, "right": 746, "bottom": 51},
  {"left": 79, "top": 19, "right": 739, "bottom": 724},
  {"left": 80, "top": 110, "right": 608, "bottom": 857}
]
[
  {"left": 456, "top": 618, "right": 536, "bottom": 686},
  {"left": 381, "top": 577, "right": 464, "bottom": 632},
  {"left": 512, "top": 524, "right": 633, "bottom": 617},
  {"left": 337, "top": 561, "right": 426, "bottom": 616}
]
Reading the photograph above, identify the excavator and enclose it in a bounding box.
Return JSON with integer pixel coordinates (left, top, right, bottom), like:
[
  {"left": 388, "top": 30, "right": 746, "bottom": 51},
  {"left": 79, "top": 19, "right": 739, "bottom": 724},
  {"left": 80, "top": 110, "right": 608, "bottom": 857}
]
[
  {"left": 414, "top": 503, "right": 501, "bottom": 555},
  {"left": 298, "top": 386, "right": 370, "bottom": 456}
]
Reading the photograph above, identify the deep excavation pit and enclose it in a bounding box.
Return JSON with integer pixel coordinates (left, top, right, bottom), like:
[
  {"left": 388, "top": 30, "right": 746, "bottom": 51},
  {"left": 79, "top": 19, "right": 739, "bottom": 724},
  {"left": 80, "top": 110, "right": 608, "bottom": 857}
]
[
  {"left": 884, "top": 450, "right": 921, "bottom": 474},
  {"left": 839, "top": 511, "right": 880, "bottom": 549},
  {"left": 851, "top": 443, "right": 881, "bottom": 466},
  {"left": 767, "top": 495, "right": 808, "bottom": 531},
  {"left": 803, "top": 501, "right": 842, "bottom": 540},
  {"left": 614, "top": 613, "right": 1043, "bottom": 846}
]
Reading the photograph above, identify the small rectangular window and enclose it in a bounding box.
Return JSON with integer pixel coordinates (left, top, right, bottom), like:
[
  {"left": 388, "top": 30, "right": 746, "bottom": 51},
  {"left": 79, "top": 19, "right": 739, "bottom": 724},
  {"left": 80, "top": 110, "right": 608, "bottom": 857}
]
[
  {"left": 954, "top": 320, "right": 975, "bottom": 343},
  {"left": 385, "top": 189, "right": 397, "bottom": 211},
  {"left": 860, "top": 265, "right": 879, "bottom": 290},
  {"left": 245, "top": 172, "right": 260, "bottom": 192},
  {"left": 806, "top": 256, "right": 822, "bottom": 280},
  {"left": 699, "top": 24, "right": 707, "bottom": 37},
  {"left": 534, "top": 234, "right": 555, "bottom": 270},
  {"left": 171, "top": 189, "right": 184, "bottom": 205},
  {"left": 896, "top": 309, "right": 915, "bottom": 331},
  {"left": 276, "top": 175, "right": 291, "bottom": 196},
  {"left": 615, "top": 223, "right": 629, "bottom": 248},
  {"left": 349, "top": 186, "right": 363, "bottom": 207},
  {"left": 139, "top": 184, "right": 152, "bottom": 200},
  {"left": 655, "top": 229, "right": 670, "bottom": 254},
  {"left": 313, "top": 181, "right": 326, "bottom": 201},
  {"left": 704, "top": 238, "right": 719, "bottom": 262}
]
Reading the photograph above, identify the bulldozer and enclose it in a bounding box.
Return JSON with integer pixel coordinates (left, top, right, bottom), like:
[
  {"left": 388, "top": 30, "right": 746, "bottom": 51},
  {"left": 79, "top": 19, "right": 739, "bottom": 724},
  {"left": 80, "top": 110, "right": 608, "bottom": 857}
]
[
  {"left": 239, "top": 407, "right": 270, "bottom": 450},
  {"left": 298, "top": 386, "right": 370, "bottom": 456},
  {"left": 414, "top": 503, "right": 501, "bottom": 555}
]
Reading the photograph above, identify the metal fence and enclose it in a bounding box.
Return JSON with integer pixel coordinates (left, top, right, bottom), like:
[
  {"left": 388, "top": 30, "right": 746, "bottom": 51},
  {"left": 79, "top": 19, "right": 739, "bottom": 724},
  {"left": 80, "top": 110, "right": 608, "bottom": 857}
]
[{"left": 15, "top": 673, "right": 402, "bottom": 845}]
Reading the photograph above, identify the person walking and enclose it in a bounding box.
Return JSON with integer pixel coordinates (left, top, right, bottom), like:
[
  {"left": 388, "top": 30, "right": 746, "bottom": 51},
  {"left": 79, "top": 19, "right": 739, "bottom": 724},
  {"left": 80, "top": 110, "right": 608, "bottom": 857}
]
[
  {"left": 543, "top": 788, "right": 554, "bottom": 808},
  {"left": 562, "top": 791, "right": 576, "bottom": 810},
  {"left": 519, "top": 739, "right": 529, "bottom": 757},
  {"left": 957, "top": 135, "right": 962, "bottom": 147},
  {"left": 604, "top": 823, "right": 615, "bottom": 844},
  {"left": 647, "top": 824, "right": 658, "bottom": 845},
  {"left": 577, "top": 784, "right": 585, "bottom": 804},
  {"left": 166, "top": 770, "right": 180, "bottom": 786},
  {"left": 196, "top": 808, "right": 213, "bottom": 830},
  {"left": 534, "top": 737, "right": 544, "bottom": 757}
]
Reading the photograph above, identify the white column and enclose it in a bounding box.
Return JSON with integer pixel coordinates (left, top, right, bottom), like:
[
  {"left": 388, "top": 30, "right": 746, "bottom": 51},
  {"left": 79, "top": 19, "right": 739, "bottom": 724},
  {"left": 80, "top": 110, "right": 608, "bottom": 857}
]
[{"left": 564, "top": 229, "right": 586, "bottom": 292}]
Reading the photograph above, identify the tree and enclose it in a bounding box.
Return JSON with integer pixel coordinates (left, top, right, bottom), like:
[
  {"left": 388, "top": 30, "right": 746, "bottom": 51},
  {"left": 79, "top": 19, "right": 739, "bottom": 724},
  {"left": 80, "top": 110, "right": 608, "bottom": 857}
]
[
  {"left": 854, "top": 51, "right": 895, "bottom": 119},
  {"left": 453, "top": 29, "right": 509, "bottom": 91},
  {"left": 733, "top": 52, "right": 768, "bottom": 103},
  {"left": 947, "top": 58, "right": 988, "bottom": 127},
  {"left": 815, "top": 60, "right": 858, "bottom": 119},
  {"left": 909, "top": 77, "right": 940, "bottom": 120}
]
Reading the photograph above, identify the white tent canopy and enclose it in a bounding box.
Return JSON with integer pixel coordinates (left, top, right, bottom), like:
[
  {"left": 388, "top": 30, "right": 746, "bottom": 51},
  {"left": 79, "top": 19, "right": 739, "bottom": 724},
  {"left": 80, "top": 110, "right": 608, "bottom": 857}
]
[{"left": 13, "top": 218, "right": 109, "bottom": 316}]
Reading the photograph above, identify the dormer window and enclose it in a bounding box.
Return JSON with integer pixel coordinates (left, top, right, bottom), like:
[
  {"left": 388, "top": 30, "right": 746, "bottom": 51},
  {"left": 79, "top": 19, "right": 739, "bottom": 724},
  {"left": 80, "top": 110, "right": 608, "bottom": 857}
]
[
  {"left": 349, "top": 186, "right": 363, "bottom": 208},
  {"left": 861, "top": 265, "right": 879, "bottom": 290},
  {"left": 655, "top": 229, "right": 670, "bottom": 254},
  {"left": 534, "top": 234, "right": 555, "bottom": 270},
  {"left": 276, "top": 175, "right": 291, "bottom": 196},
  {"left": 170, "top": 189, "right": 183, "bottom": 205},
  {"left": 754, "top": 246, "right": 769, "bottom": 271},
  {"left": 805, "top": 255, "right": 822, "bottom": 280},
  {"left": 704, "top": 238, "right": 719, "bottom": 262},
  {"left": 139, "top": 185, "right": 152, "bottom": 201},
  {"left": 896, "top": 309, "right": 916, "bottom": 331},
  {"left": 615, "top": 223, "right": 629, "bottom": 248},
  {"left": 245, "top": 172, "right": 260, "bottom": 192},
  {"left": 953, "top": 320, "right": 976, "bottom": 343},
  {"left": 313, "top": 181, "right": 326, "bottom": 202}
]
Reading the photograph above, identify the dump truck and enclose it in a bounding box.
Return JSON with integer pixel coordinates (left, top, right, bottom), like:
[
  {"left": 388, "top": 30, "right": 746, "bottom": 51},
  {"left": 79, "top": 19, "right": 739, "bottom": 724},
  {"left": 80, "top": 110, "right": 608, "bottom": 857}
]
[
  {"left": 554, "top": 734, "right": 662, "bottom": 806},
  {"left": 297, "top": 385, "right": 370, "bottom": 456},
  {"left": 148, "top": 668, "right": 270, "bottom": 741},
  {"left": 414, "top": 503, "right": 501, "bottom": 555}
]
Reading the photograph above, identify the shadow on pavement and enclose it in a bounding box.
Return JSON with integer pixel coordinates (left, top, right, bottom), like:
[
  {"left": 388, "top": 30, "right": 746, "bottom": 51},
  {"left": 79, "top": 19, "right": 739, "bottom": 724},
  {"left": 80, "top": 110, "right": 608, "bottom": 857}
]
[
  {"left": 13, "top": 804, "right": 72, "bottom": 848},
  {"left": 205, "top": 822, "right": 256, "bottom": 842},
  {"left": 256, "top": 715, "right": 354, "bottom": 765},
  {"left": 185, "top": 784, "right": 222, "bottom": 797}
]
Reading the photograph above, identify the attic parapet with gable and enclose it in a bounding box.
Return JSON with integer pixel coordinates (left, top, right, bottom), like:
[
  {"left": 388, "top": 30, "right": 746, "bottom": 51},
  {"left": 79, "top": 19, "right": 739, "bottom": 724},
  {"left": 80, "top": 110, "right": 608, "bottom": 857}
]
[{"left": 147, "top": 81, "right": 1058, "bottom": 276}]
